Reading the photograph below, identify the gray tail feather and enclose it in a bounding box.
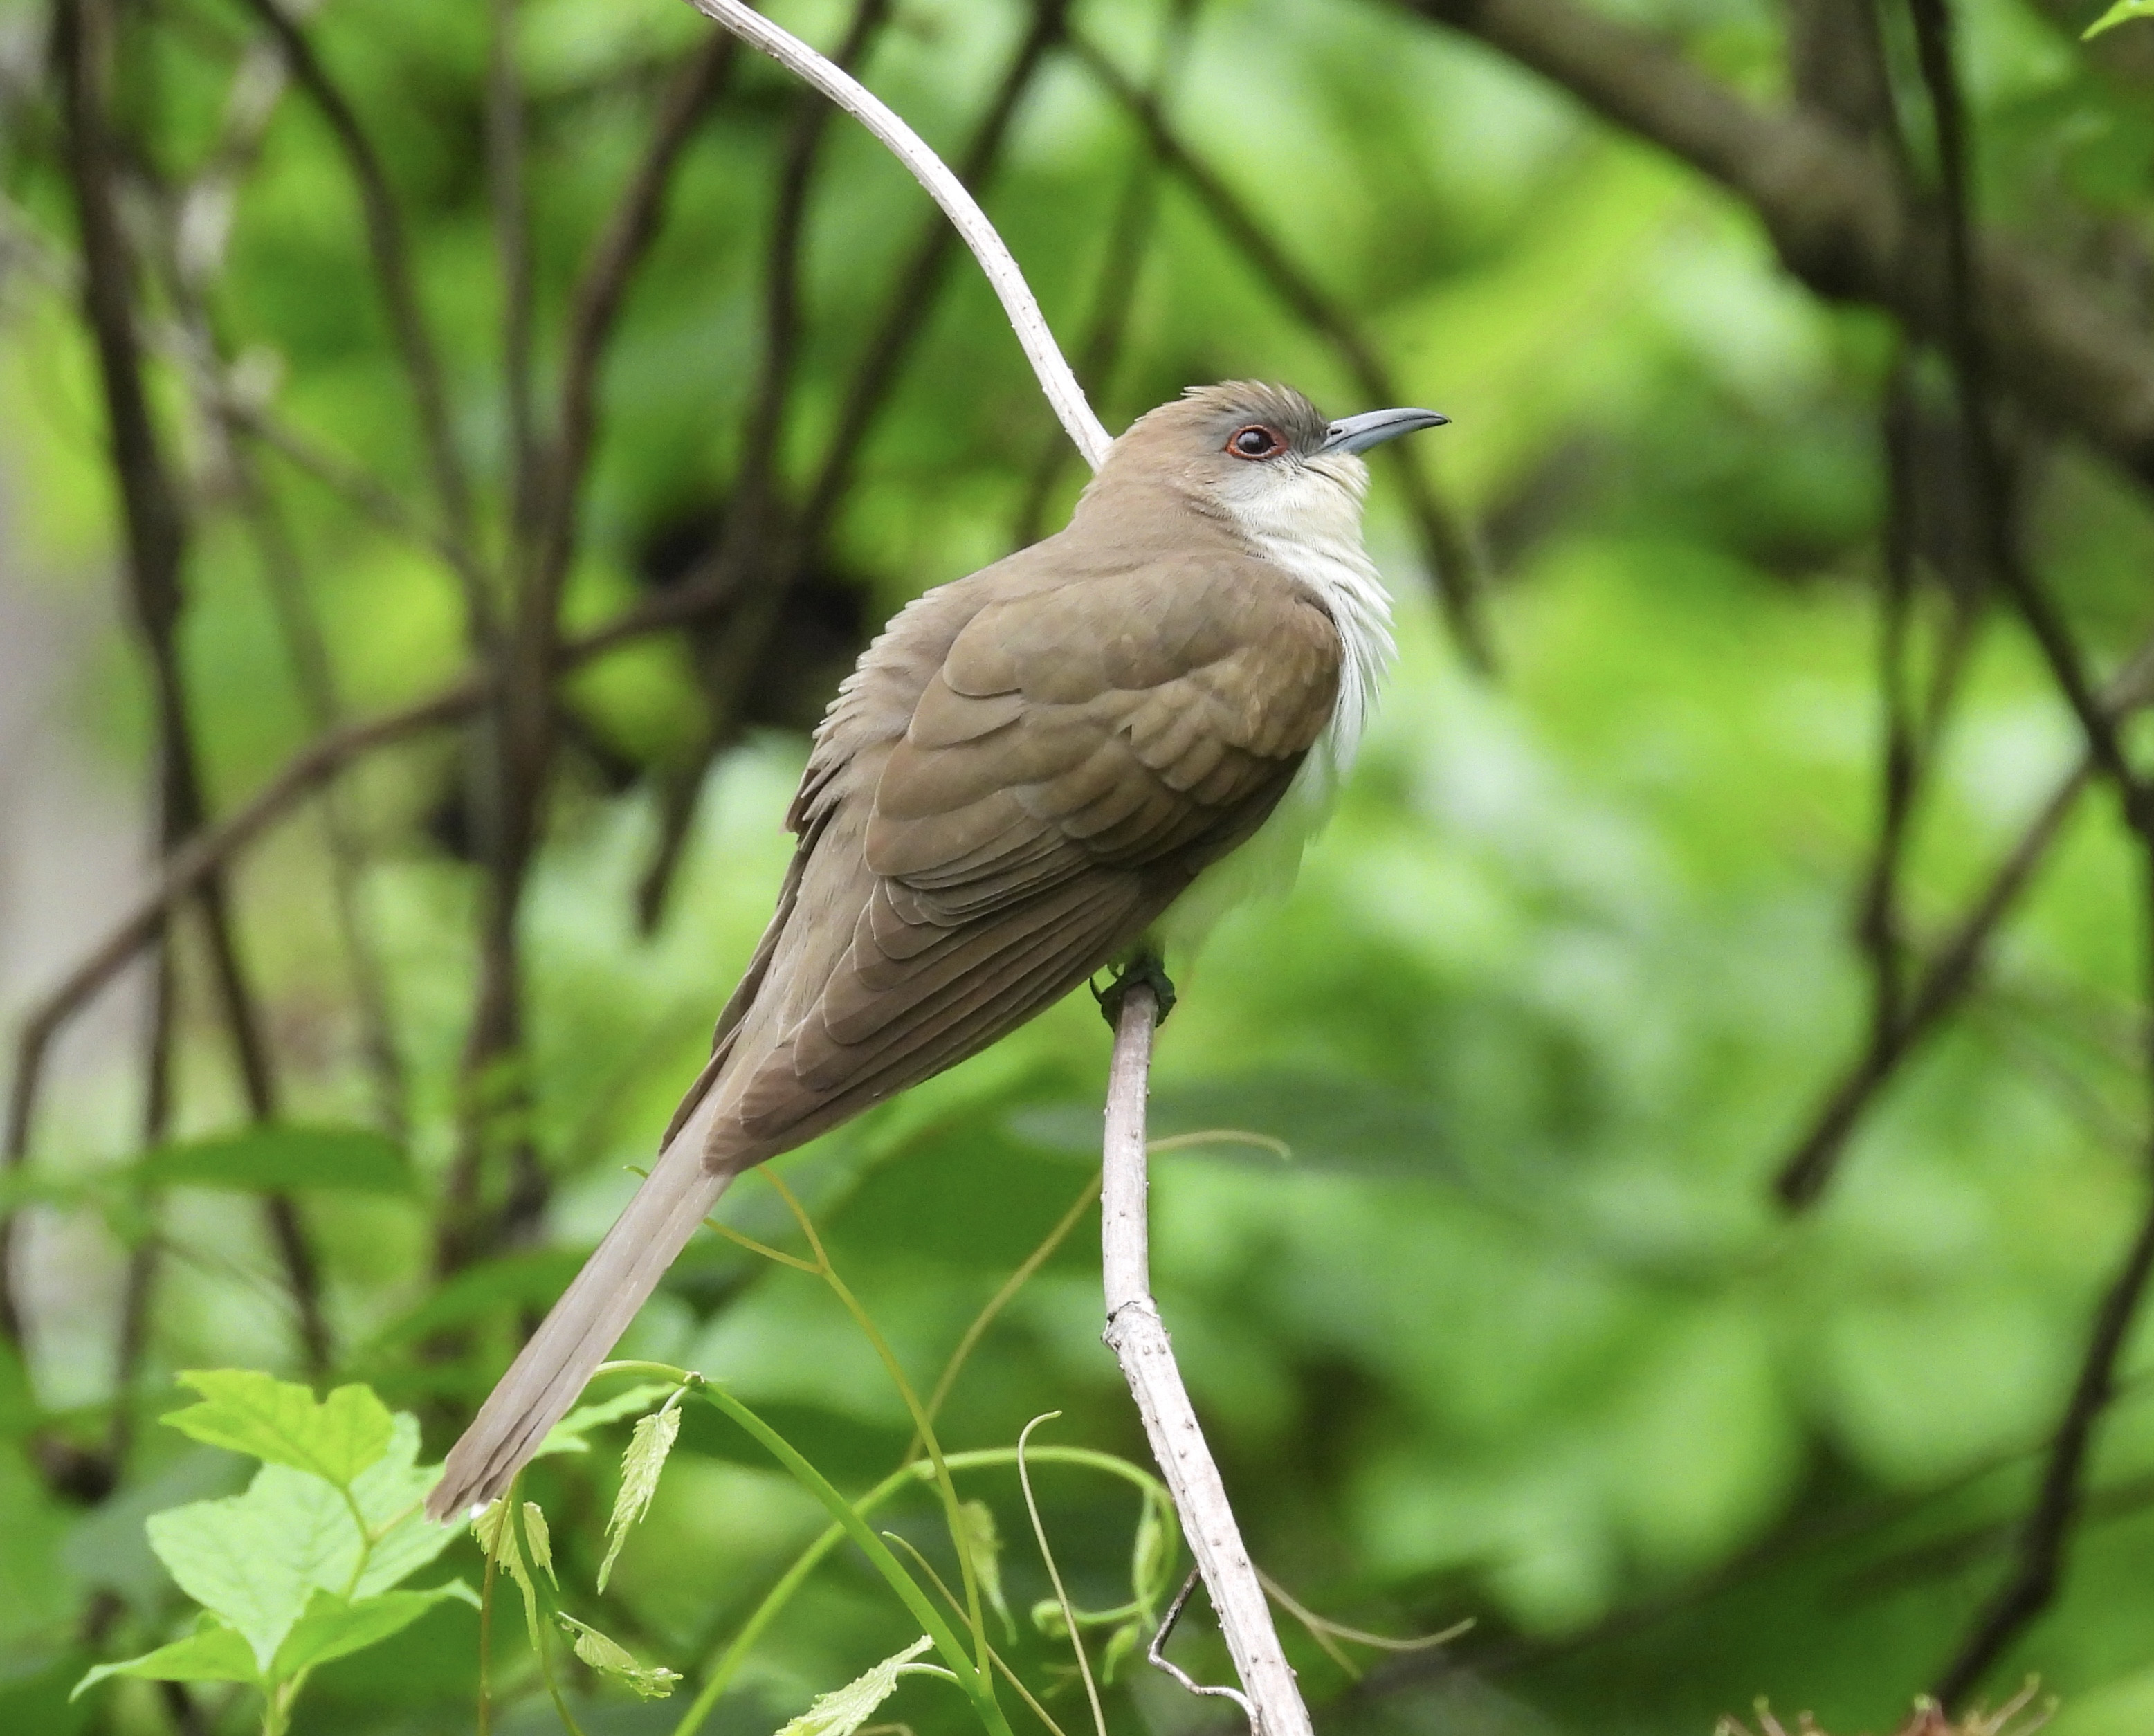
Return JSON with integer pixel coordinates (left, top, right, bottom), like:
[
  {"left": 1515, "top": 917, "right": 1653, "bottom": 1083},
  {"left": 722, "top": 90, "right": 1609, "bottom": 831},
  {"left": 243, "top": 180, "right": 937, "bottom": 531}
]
[{"left": 426, "top": 1131, "right": 734, "bottom": 1521}]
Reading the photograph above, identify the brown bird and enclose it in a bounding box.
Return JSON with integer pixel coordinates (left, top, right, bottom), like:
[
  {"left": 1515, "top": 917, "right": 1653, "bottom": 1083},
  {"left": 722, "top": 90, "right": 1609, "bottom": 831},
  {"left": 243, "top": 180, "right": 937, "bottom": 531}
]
[{"left": 428, "top": 381, "right": 1446, "bottom": 1519}]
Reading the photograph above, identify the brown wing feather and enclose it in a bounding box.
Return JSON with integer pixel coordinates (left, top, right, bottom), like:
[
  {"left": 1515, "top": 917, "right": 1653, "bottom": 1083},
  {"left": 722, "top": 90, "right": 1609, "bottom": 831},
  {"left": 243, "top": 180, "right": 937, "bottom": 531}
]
[{"left": 695, "top": 551, "right": 1342, "bottom": 1160}]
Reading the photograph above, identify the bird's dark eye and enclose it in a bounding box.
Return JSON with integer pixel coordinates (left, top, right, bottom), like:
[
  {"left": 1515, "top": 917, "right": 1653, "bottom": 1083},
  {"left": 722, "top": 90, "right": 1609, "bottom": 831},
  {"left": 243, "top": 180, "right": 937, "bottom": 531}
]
[{"left": 1225, "top": 424, "right": 1284, "bottom": 459}]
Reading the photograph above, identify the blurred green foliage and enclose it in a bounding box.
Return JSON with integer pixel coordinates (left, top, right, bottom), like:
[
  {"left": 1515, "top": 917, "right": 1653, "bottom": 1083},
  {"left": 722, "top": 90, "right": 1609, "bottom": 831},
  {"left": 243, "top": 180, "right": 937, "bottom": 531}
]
[{"left": 2, "top": 0, "right": 2153, "bottom": 1730}]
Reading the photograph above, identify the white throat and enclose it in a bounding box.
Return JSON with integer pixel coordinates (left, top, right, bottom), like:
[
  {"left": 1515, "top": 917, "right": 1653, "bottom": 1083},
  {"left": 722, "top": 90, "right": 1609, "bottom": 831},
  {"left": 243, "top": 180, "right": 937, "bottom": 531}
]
[
  {"left": 1221, "top": 453, "right": 1396, "bottom": 786},
  {"left": 1153, "top": 453, "right": 1396, "bottom": 960}
]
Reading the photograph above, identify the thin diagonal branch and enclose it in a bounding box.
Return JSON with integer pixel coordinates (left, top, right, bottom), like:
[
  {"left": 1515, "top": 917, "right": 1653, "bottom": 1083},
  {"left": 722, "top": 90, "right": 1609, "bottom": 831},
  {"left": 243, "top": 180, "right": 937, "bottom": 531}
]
[
  {"left": 230, "top": 0, "right": 486, "bottom": 628},
  {"left": 23, "top": 0, "right": 329, "bottom": 1383},
  {"left": 682, "top": 0, "right": 1109, "bottom": 466},
  {"left": 539, "top": 30, "right": 740, "bottom": 596},
  {"left": 1401, "top": 0, "right": 2154, "bottom": 490},
  {"left": 635, "top": 0, "right": 892, "bottom": 933},
  {"left": 1773, "top": 635, "right": 2154, "bottom": 1208},
  {"left": 1068, "top": 30, "right": 1490, "bottom": 670},
  {"left": 802, "top": 0, "right": 1079, "bottom": 533},
  {"left": 1906, "top": 0, "right": 2154, "bottom": 1700},
  {"left": 1010, "top": 0, "right": 1200, "bottom": 549}
]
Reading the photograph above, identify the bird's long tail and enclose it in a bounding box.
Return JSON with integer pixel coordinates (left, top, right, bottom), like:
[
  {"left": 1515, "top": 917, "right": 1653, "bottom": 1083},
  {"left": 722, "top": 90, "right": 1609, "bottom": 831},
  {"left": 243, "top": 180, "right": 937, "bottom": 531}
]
[{"left": 426, "top": 1102, "right": 735, "bottom": 1520}]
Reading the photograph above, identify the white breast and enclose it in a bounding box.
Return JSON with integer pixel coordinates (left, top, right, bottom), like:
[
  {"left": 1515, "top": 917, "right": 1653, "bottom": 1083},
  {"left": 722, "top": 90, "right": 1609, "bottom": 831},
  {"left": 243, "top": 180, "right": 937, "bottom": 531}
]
[{"left": 1153, "top": 453, "right": 1396, "bottom": 958}]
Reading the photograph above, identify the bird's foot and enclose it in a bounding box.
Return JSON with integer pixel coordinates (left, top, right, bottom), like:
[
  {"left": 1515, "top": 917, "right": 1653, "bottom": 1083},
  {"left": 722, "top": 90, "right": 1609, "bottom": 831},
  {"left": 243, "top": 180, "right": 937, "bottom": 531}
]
[{"left": 1094, "top": 953, "right": 1177, "bottom": 1030}]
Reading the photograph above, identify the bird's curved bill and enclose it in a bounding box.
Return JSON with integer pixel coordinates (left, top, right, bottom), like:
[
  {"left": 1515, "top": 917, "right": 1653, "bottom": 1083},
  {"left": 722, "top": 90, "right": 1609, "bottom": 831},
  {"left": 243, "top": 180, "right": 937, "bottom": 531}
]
[{"left": 1320, "top": 407, "right": 1450, "bottom": 455}]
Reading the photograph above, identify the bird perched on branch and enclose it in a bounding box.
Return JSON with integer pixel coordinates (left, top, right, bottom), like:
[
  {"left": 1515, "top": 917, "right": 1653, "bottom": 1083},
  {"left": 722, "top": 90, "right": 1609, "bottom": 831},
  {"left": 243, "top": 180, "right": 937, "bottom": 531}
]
[{"left": 428, "top": 381, "right": 1447, "bottom": 1518}]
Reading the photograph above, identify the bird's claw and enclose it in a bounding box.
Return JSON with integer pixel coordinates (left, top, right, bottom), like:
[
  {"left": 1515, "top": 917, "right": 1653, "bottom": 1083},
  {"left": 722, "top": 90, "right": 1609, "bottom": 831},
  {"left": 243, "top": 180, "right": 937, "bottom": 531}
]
[{"left": 1094, "top": 954, "right": 1177, "bottom": 1029}]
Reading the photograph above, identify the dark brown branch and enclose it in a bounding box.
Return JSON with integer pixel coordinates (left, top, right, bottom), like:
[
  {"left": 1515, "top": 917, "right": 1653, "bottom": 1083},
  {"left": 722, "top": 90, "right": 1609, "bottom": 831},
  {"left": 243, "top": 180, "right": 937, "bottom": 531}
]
[
  {"left": 1778, "top": 754, "right": 2090, "bottom": 1207},
  {"left": 486, "top": 0, "right": 538, "bottom": 541},
  {"left": 1931, "top": 1075, "right": 2154, "bottom": 1701},
  {"left": 1069, "top": 29, "right": 1492, "bottom": 671},
  {"left": 230, "top": 0, "right": 484, "bottom": 625},
  {"left": 1909, "top": 0, "right": 2154, "bottom": 1699},
  {"left": 540, "top": 32, "right": 740, "bottom": 598},
  {"left": 1855, "top": 360, "right": 1923, "bottom": 1043},
  {"left": 635, "top": 0, "right": 892, "bottom": 933},
  {"left": 1010, "top": 0, "right": 1199, "bottom": 549},
  {"left": 439, "top": 34, "right": 742, "bottom": 1275},
  {"left": 24, "top": 0, "right": 330, "bottom": 1382},
  {"left": 1400, "top": 0, "right": 2154, "bottom": 491},
  {"left": 801, "top": 0, "right": 1075, "bottom": 534}
]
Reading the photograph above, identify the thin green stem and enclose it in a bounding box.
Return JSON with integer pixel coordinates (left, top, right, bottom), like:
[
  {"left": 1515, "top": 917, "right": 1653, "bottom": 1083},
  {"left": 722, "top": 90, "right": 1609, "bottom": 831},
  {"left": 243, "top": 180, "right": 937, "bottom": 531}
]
[
  {"left": 678, "top": 1372, "right": 1016, "bottom": 1736},
  {"left": 915, "top": 1170, "right": 1101, "bottom": 1451},
  {"left": 763, "top": 1171, "right": 992, "bottom": 1683},
  {"left": 1016, "top": 1416, "right": 1105, "bottom": 1736},
  {"left": 505, "top": 1484, "right": 587, "bottom": 1736},
  {"left": 880, "top": 1531, "right": 1073, "bottom": 1736},
  {"left": 664, "top": 1434, "right": 1163, "bottom": 1736}
]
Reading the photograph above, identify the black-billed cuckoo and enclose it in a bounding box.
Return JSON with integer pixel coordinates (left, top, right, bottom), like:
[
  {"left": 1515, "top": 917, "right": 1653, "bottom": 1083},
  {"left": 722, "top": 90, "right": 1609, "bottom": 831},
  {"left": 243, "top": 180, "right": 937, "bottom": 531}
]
[{"left": 428, "top": 381, "right": 1446, "bottom": 1518}]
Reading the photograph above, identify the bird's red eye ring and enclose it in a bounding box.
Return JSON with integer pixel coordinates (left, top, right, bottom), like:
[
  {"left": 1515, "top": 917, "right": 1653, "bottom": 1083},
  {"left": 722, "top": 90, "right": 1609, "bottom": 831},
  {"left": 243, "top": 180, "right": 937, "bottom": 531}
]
[{"left": 1225, "top": 424, "right": 1284, "bottom": 460}]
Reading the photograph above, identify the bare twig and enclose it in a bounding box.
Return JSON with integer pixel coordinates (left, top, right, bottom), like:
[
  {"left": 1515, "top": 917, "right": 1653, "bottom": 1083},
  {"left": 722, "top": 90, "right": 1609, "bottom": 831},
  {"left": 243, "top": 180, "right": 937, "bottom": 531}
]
[
  {"left": 1010, "top": 0, "right": 1200, "bottom": 549},
  {"left": 1897, "top": 0, "right": 2154, "bottom": 1701},
  {"left": 232, "top": 0, "right": 486, "bottom": 625},
  {"left": 1069, "top": 29, "right": 1490, "bottom": 670},
  {"left": 635, "top": 0, "right": 891, "bottom": 933},
  {"left": 1102, "top": 980, "right": 1312, "bottom": 1736},
  {"left": 1149, "top": 1568, "right": 1255, "bottom": 1719},
  {"left": 1775, "top": 630, "right": 2154, "bottom": 1208},
  {"left": 541, "top": 30, "right": 740, "bottom": 596},
  {"left": 679, "top": 0, "right": 1110, "bottom": 468},
  {"left": 26, "top": 0, "right": 330, "bottom": 1381},
  {"left": 803, "top": 0, "right": 1077, "bottom": 534},
  {"left": 486, "top": 0, "right": 538, "bottom": 540},
  {"left": 1776, "top": 762, "right": 2088, "bottom": 1205}
]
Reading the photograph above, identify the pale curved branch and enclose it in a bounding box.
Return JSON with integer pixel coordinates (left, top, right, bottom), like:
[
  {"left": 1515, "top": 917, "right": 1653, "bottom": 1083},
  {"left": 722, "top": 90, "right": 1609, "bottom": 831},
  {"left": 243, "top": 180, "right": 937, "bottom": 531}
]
[{"left": 678, "top": 0, "right": 1113, "bottom": 469}]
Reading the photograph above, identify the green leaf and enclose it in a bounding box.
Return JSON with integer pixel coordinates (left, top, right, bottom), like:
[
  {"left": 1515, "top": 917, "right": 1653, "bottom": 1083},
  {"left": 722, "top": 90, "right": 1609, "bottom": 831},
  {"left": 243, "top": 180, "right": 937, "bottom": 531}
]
[
  {"left": 554, "top": 1614, "right": 682, "bottom": 1699},
  {"left": 472, "top": 1499, "right": 555, "bottom": 1597},
  {"left": 72, "top": 1618, "right": 259, "bottom": 1699},
  {"left": 145, "top": 1466, "right": 358, "bottom": 1669},
  {"left": 138, "top": 1409, "right": 448, "bottom": 1670},
  {"left": 164, "top": 1370, "right": 394, "bottom": 1488},
  {"left": 135, "top": 1125, "right": 412, "bottom": 1196},
  {"left": 337, "top": 1414, "right": 456, "bottom": 1595},
  {"left": 774, "top": 1636, "right": 943, "bottom": 1736},
  {"left": 597, "top": 1402, "right": 681, "bottom": 1591},
  {"left": 958, "top": 1499, "right": 1014, "bottom": 1641},
  {"left": 2084, "top": 0, "right": 2154, "bottom": 35},
  {"left": 271, "top": 1584, "right": 477, "bottom": 1677},
  {"left": 538, "top": 1380, "right": 677, "bottom": 1459}
]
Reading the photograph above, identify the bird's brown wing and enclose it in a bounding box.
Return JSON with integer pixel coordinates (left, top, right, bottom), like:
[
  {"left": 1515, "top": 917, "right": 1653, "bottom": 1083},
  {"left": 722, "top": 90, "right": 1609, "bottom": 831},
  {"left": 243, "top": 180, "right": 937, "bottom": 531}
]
[
  {"left": 711, "top": 551, "right": 1342, "bottom": 1155},
  {"left": 429, "top": 547, "right": 1343, "bottom": 1519}
]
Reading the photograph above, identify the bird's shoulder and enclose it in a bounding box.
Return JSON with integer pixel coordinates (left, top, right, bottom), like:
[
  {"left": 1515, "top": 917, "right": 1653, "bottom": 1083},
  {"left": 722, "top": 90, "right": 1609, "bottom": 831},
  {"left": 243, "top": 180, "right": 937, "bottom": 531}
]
[{"left": 790, "top": 531, "right": 1341, "bottom": 839}]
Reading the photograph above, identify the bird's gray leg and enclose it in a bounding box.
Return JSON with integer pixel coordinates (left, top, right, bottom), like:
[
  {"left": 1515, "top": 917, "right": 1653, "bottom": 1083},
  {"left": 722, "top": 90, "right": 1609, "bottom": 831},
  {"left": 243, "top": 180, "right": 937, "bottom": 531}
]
[{"left": 1093, "top": 951, "right": 1177, "bottom": 1028}]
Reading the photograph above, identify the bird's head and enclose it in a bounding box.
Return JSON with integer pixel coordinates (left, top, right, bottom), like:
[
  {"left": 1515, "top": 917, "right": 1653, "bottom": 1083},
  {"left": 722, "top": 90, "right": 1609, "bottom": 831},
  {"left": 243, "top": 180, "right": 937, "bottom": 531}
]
[{"left": 1076, "top": 381, "right": 1448, "bottom": 554}]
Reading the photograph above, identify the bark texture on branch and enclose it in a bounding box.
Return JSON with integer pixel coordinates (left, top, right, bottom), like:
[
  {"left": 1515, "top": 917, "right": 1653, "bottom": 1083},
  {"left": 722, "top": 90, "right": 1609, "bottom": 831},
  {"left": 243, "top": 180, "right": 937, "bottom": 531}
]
[
  {"left": 1406, "top": 0, "right": 2154, "bottom": 486},
  {"left": 1102, "top": 985, "right": 1311, "bottom": 1736}
]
